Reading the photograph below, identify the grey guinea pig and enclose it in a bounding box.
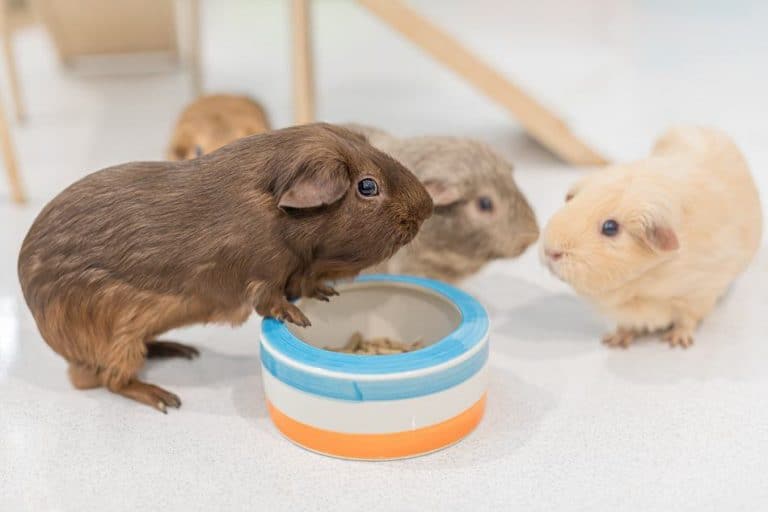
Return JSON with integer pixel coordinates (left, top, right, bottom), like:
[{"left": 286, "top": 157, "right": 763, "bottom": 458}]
[{"left": 344, "top": 123, "right": 539, "bottom": 283}]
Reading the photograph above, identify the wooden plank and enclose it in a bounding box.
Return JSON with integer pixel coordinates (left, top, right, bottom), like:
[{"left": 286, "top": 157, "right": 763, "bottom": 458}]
[
  {"left": 0, "top": 0, "right": 25, "bottom": 122},
  {"left": 292, "top": 0, "right": 314, "bottom": 124},
  {"left": 0, "top": 86, "right": 25, "bottom": 203},
  {"left": 357, "top": 0, "right": 608, "bottom": 166},
  {"left": 188, "top": 0, "right": 202, "bottom": 95}
]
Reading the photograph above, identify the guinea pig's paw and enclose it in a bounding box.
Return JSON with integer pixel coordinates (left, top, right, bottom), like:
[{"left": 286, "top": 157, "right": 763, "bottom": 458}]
[
  {"left": 271, "top": 300, "right": 311, "bottom": 328},
  {"left": 310, "top": 283, "right": 339, "bottom": 302},
  {"left": 602, "top": 328, "right": 636, "bottom": 349},
  {"left": 114, "top": 380, "right": 182, "bottom": 414},
  {"left": 146, "top": 340, "right": 200, "bottom": 360},
  {"left": 662, "top": 327, "right": 694, "bottom": 349}
]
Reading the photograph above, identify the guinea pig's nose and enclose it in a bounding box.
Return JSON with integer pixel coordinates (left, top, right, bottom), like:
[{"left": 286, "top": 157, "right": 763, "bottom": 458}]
[{"left": 545, "top": 248, "right": 563, "bottom": 261}]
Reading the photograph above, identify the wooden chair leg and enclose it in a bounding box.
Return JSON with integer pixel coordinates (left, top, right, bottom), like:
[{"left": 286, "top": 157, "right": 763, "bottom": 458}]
[
  {"left": 188, "top": 0, "right": 202, "bottom": 96},
  {"left": 291, "top": 0, "right": 314, "bottom": 125},
  {"left": 0, "top": 91, "right": 25, "bottom": 203},
  {"left": 0, "top": 0, "right": 25, "bottom": 122},
  {"left": 357, "top": 0, "right": 608, "bottom": 166}
]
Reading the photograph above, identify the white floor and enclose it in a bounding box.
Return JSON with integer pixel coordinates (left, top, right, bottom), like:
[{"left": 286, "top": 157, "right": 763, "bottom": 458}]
[{"left": 2, "top": 1, "right": 767, "bottom": 511}]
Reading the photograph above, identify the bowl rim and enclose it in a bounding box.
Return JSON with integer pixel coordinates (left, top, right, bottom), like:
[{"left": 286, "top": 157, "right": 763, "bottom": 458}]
[{"left": 260, "top": 274, "right": 489, "bottom": 377}]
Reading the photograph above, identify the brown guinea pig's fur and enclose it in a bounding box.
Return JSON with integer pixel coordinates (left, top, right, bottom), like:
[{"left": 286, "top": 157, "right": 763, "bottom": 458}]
[
  {"left": 18, "top": 123, "right": 433, "bottom": 412},
  {"left": 167, "top": 94, "right": 270, "bottom": 160},
  {"left": 541, "top": 126, "right": 762, "bottom": 349},
  {"left": 344, "top": 124, "right": 539, "bottom": 283}
]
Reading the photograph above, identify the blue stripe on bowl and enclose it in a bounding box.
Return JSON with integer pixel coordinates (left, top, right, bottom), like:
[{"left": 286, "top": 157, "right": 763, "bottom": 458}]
[
  {"left": 260, "top": 274, "right": 489, "bottom": 375},
  {"left": 260, "top": 339, "right": 489, "bottom": 401}
]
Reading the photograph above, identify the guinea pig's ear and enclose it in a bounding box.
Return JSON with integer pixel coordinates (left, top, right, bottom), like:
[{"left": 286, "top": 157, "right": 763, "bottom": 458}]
[
  {"left": 631, "top": 209, "right": 680, "bottom": 252},
  {"left": 167, "top": 143, "right": 191, "bottom": 161},
  {"left": 645, "top": 223, "right": 679, "bottom": 252},
  {"left": 423, "top": 179, "right": 462, "bottom": 207},
  {"left": 168, "top": 130, "right": 192, "bottom": 160},
  {"left": 565, "top": 180, "right": 585, "bottom": 202},
  {"left": 278, "top": 159, "right": 351, "bottom": 210}
]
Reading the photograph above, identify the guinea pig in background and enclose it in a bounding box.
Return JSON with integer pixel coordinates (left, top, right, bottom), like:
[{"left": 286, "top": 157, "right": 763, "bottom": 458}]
[
  {"left": 167, "top": 94, "right": 270, "bottom": 160},
  {"left": 344, "top": 123, "right": 539, "bottom": 283},
  {"left": 541, "top": 126, "right": 762, "bottom": 349},
  {"left": 18, "top": 123, "right": 432, "bottom": 412}
]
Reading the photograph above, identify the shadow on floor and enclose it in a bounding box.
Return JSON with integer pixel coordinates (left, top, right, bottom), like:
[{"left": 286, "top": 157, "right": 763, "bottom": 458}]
[
  {"left": 385, "top": 366, "right": 555, "bottom": 470},
  {"left": 466, "top": 273, "right": 606, "bottom": 359}
]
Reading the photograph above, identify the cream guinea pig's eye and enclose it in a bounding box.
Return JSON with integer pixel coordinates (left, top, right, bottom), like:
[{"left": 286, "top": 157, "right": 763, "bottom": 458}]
[
  {"left": 357, "top": 178, "right": 379, "bottom": 197},
  {"left": 601, "top": 219, "right": 620, "bottom": 236},
  {"left": 477, "top": 196, "right": 494, "bottom": 212}
]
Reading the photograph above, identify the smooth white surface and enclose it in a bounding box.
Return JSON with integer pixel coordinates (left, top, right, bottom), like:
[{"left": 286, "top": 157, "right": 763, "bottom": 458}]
[
  {"left": 1, "top": 1, "right": 767, "bottom": 511},
  {"left": 262, "top": 364, "right": 488, "bottom": 433}
]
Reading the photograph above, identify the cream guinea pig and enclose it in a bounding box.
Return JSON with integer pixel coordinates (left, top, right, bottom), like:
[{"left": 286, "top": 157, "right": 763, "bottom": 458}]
[{"left": 541, "top": 126, "right": 762, "bottom": 348}]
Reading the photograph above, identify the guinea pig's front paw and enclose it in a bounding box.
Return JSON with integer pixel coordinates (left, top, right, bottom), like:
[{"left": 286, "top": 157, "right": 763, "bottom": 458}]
[
  {"left": 271, "top": 300, "right": 311, "bottom": 328},
  {"left": 662, "top": 326, "right": 694, "bottom": 349},
  {"left": 309, "top": 282, "right": 339, "bottom": 302},
  {"left": 602, "top": 328, "right": 636, "bottom": 349}
]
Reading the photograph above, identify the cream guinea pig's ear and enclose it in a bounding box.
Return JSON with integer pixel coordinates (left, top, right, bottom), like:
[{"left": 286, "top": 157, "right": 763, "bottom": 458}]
[
  {"left": 628, "top": 208, "right": 680, "bottom": 252},
  {"left": 278, "top": 158, "right": 351, "bottom": 210},
  {"left": 422, "top": 179, "right": 462, "bottom": 207},
  {"left": 565, "top": 179, "right": 587, "bottom": 202}
]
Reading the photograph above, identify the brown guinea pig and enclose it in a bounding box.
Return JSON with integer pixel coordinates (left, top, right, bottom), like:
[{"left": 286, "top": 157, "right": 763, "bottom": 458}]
[
  {"left": 167, "top": 94, "right": 270, "bottom": 160},
  {"left": 541, "top": 126, "right": 762, "bottom": 349},
  {"left": 18, "top": 123, "right": 433, "bottom": 412},
  {"left": 344, "top": 123, "right": 539, "bottom": 282}
]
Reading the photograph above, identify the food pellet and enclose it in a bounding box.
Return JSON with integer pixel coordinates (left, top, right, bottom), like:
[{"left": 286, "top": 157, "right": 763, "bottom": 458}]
[{"left": 324, "top": 331, "right": 425, "bottom": 355}]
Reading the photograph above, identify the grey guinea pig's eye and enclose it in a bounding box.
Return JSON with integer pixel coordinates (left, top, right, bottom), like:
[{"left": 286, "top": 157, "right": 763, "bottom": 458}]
[
  {"left": 194, "top": 145, "right": 204, "bottom": 158},
  {"left": 601, "top": 219, "right": 620, "bottom": 236},
  {"left": 477, "top": 196, "right": 494, "bottom": 212},
  {"left": 357, "top": 178, "right": 379, "bottom": 197}
]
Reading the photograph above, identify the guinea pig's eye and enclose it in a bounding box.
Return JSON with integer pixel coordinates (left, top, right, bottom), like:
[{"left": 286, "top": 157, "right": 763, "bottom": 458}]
[
  {"left": 477, "top": 196, "right": 494, "bottom": 212},
  {"left": 357, "top": 178, "right": 379, "bottom": 197},
  {"left": 601, "top": 219, "right": 620, "bottom": 237},
  {"left": 194, "top": 145, "right": 203, "bottom": 158}
]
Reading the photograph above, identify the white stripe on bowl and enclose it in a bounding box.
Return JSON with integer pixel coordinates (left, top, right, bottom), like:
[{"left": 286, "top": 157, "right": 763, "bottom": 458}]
[
  {"left": 263, "top": 363, "right": 489, "bottom": 434},
  {"left": 259, "top": 332, "right": 489, "bottom": 381}
]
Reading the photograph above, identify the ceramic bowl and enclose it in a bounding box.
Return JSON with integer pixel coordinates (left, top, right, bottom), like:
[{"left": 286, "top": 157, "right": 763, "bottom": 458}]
[{"left": 260, "top": 274, "right": 489, "bottom": 460}]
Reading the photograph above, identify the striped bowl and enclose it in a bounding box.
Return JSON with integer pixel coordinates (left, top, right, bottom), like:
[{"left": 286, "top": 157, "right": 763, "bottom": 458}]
[{"left": 260, "top": 274, "right": 490, "bottom": 460}]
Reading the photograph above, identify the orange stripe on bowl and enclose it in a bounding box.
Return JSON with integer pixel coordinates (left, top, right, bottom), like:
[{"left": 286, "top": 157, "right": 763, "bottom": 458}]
[{"left": 267, "top": 394, "right": 487, "bottom": 460}]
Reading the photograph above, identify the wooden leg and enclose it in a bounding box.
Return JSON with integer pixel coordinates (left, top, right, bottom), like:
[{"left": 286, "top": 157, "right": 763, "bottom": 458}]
[
  {"left": 0, "top": 91, "right": 25, "bottom": 203},
  {"left": 291, "top": 0, "right": 314, "bottom": 125},
  {"left": 188, "top": 0, "right": 202, "bottom": 96},
  {"left": 356, "top": 0, "right": 608, "bottom": 166},
  {"left": 0, "top": 0, "right": 24, "bottom": 122}
]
